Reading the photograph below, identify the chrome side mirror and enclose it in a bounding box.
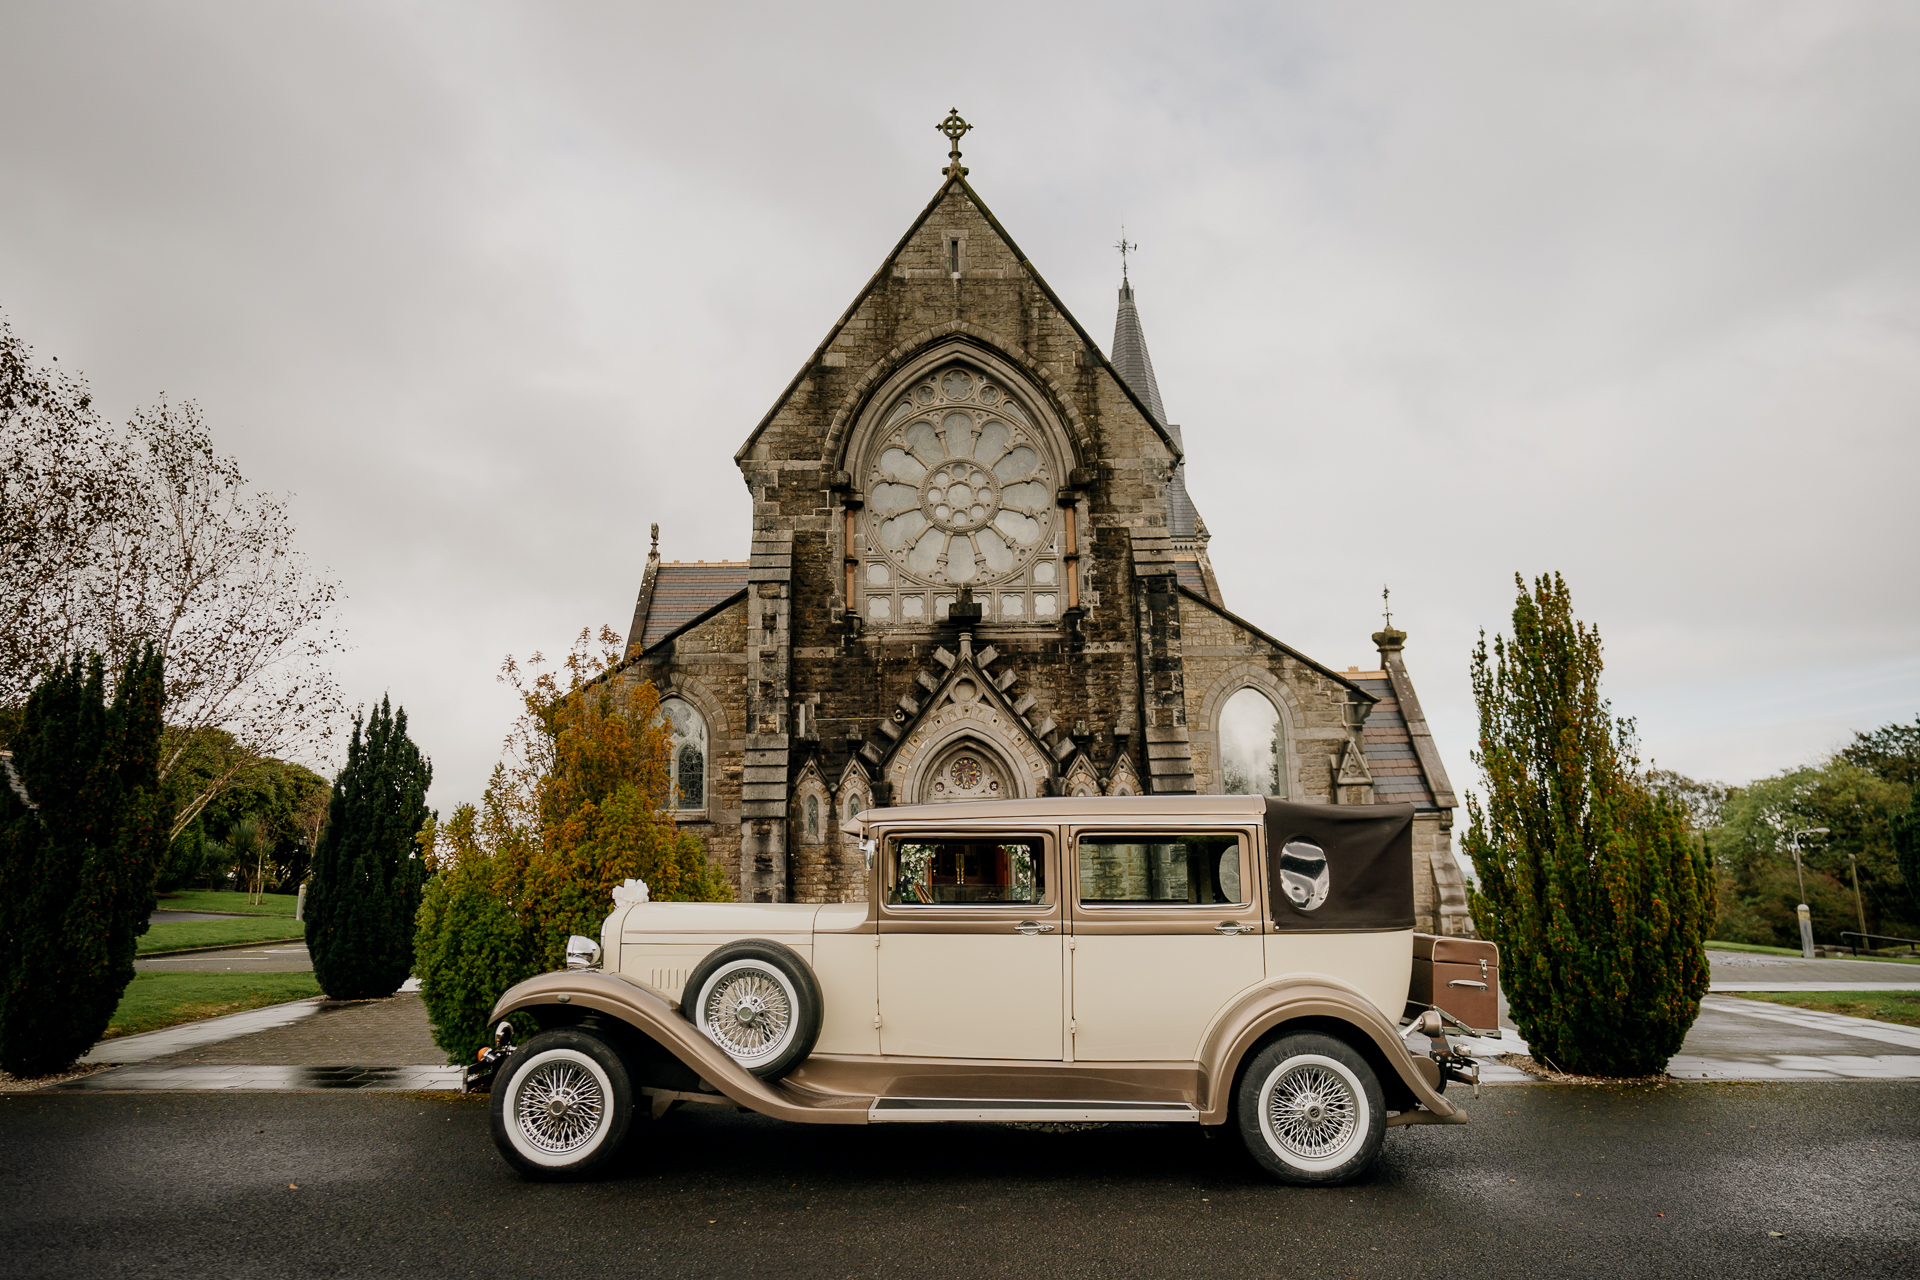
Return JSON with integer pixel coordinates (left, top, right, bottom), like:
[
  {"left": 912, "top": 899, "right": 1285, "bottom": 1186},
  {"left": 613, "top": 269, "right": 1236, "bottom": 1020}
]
[{"left": 564, "top": 934, "right": 602, "bottom": 971}]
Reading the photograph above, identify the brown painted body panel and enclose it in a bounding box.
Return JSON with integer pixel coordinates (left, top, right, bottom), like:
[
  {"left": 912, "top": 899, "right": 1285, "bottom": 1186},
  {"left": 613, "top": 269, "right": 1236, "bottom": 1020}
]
[
  {"left": 488, "top": 971, "right": 872, "bottom": 1125},
  {"left": 1410, "top": 933, "right": 1500, "bottom": 1035},
  {"left": 1197, "top": 977, "right": 1460, "bottom": 1124}
]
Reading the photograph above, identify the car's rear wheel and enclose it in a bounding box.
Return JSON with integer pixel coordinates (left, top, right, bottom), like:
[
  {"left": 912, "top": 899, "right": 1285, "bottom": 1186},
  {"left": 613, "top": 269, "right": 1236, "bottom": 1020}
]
[
  {"left": 1235, "top": 1031, "right": 1385, "bottom": 1185},
  {"left": 490, "top": 1028, "right": 634, "bottom": 1181},
  {"left": 683, "top": 939, "right": 822, "bottom": 1080}
]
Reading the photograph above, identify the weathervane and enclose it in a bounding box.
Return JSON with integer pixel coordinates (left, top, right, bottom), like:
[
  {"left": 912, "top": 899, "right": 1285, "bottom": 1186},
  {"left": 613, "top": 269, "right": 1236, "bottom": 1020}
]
[
  {"left": 937, "top": 108, "right": 972, "bottom": 177},
  {"left": 1381, "top": 585, "right": 1393, "bottom": 629},
  {"left": 1114, "top": 228, "right": 1137, "bottom": 281}
]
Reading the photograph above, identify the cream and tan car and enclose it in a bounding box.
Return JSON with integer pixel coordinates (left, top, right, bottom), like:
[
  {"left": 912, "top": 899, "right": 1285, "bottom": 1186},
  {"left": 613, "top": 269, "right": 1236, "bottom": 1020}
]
[{"left": 475, "top": 796, "right": 1498, "bottom": 1184}]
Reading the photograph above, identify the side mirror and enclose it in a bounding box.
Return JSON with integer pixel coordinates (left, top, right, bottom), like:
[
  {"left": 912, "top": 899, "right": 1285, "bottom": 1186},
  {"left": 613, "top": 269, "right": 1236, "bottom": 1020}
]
[{"left": 564, "top": 934, "right": 602, "bottom": 971}]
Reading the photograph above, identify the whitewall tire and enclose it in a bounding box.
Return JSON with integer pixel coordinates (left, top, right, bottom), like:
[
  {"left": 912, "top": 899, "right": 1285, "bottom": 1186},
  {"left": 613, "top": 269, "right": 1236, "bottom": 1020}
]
[
  {"left": 1235, "top": 1032, "right": 1386, "bottom": 1185},
  {"left": 489, "top": 1028, "right": 634, "bottom": 1181},
  {"left": 682, "top": 939, "right": 823, "bottom": 1080}
]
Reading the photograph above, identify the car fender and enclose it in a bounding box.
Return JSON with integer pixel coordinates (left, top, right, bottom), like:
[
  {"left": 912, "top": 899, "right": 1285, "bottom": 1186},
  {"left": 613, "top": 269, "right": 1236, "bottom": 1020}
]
[
  {"left": 487, "top": 970, "right": 868, "bottom": 1125},
  {"left": 1197, "top": 975, "right": 1461, "bottom": 1125}
]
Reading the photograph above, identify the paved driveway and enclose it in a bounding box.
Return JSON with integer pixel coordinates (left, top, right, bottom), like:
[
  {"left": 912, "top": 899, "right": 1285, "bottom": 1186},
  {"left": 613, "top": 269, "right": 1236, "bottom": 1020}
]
[{"left": 0, "top": 1084, "right": 1913, "bottom": 1280}]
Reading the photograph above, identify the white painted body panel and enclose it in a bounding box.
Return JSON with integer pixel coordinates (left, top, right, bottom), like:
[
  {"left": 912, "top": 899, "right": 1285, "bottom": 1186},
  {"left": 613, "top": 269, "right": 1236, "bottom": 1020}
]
[
  {"left": 616, "top": 901, "right": 819, "bottom": 1003},
  {"left": 1263, "top": 931, "right": 1415, "bottom": 1022},
  {"left": 811, "top": 932, "right": 880, "bottom": 1054},
  {"left": 1071, "top": 935, "right": 1266, "bottom": 1061},
  {"left": 877, "top": 933, "right": 1064, "bottom": 1059}
]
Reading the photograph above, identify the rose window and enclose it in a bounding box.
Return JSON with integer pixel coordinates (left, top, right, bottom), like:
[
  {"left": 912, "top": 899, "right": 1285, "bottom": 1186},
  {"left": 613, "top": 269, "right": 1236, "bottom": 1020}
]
[{"left": 866, "top": 367, "right": 1056, "bottom": 588}]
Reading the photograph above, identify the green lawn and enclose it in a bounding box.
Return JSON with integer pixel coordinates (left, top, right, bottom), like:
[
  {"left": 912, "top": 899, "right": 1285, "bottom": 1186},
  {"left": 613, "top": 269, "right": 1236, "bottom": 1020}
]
[
  {"left": 1706, "top": 939, "right": 1920, "bottom": 965},
  {"left": 1733, "top": 990, "right": 1920, "bottom": 1029},
  {"left": 138, "top": 916, "right": 305, "bottom": 954},
  {"left": 154, "top": 889, "right": 298, "bottom": 917},
  {"left": 104, "top": 971, "right": 322, "bottom": 1039}
]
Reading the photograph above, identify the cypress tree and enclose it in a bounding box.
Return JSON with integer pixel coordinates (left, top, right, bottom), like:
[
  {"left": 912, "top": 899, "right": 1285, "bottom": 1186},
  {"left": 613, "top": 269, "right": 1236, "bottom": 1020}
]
[
  {"left": 306, "top": 697, "right": 431, "bottom": 1000},
  {"left": 0, "top": 648, "right": 169, "bottom": 1077},
  {"left": 1463, "top": 574, "right": 1714, "bottom": 1077}
]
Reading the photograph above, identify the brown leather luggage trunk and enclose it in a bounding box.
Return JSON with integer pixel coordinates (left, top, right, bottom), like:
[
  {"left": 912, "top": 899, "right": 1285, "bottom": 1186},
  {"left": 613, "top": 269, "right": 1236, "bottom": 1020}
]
[{"left": 1410, "top": 934, "right": 1500, "bottom": 1035}]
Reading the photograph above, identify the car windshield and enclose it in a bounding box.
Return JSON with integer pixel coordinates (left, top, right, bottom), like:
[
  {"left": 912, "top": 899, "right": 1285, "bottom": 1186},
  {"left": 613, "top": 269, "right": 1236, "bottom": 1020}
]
[
  {"left": 885, "top": 838, "right": 1045, "bottom": 905},
  {"left": 1078, "top": 834, "right": 1244, "bottom": 905}
]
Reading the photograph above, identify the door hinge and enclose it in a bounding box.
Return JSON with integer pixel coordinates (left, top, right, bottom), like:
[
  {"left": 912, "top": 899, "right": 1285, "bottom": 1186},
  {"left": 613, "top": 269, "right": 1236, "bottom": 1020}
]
[
  {"left": 873, "top": 1014, "right": 883, "bottom": 1028},
  {"left": 1068, "top": 1018, "right": 1077, "bottom": 1034},
  {"left": 1068, "top": 936, "right": 1076, "bottom": 950}
]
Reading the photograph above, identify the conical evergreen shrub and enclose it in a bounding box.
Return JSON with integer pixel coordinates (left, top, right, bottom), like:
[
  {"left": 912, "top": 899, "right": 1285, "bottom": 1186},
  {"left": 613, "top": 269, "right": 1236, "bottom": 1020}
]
[
  {"left": 1463, "top": 574, "right": 1715, "bottom": 1077},
  {"left": 307, "top": 697, "right": 431, "bottom": 1000},
  {"left": 0, "top": 648, "right": 169, "bottom": 1077}
]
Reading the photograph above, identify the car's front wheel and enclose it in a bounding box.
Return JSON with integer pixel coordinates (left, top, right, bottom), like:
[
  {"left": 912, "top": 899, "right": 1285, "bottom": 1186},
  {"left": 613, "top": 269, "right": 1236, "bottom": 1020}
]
[
  {"left": 1235, "top": 1031, "right": 1386, "bottom": 1185},
  {"left": 490, "top": 1028, "right": 635, "bottom": 1181}
]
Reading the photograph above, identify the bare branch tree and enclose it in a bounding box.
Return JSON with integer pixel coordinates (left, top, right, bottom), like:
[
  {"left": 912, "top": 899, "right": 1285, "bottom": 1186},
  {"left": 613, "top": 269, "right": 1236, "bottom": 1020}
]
[{"left": 0, "top": 315, "right": 345, "bottom": 837}]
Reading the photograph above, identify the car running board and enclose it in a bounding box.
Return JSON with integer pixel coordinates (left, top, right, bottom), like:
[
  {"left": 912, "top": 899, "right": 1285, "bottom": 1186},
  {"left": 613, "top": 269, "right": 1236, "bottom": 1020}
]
[{"left": 868, "top": 1097, "right": 1200, "bottom": 1124}]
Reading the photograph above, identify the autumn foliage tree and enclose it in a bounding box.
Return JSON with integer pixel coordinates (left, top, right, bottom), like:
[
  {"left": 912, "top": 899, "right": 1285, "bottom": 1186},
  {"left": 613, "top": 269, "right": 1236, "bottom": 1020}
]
[
  {"left": 1463, "top": 574, "right": 1715, "bottom": 1077},
  {"left": 415, "top": 627, "right": 728, "bottom": 1062}
]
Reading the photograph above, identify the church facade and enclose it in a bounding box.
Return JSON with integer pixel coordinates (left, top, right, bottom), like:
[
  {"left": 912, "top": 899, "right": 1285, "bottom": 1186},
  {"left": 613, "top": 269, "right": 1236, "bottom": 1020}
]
[{"left": 614, "top": 122, "right": 1471, "bottom": 935}]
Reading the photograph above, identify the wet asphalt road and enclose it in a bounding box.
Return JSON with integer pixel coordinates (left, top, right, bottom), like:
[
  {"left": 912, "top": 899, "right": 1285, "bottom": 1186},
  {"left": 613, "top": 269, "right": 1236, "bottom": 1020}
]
[{"left": 2, "top": 1083, "right": 1914, "bottom": 1280}]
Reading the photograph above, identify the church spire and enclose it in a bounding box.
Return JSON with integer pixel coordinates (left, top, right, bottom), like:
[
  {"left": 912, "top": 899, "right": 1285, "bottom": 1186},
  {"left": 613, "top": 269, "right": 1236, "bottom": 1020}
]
[
  {"left": 1109, "top": 246, "right": 1201, "bottom": 542},
  {"left": 1109, "top": 240, "right": 1167, "bottom": 429}
]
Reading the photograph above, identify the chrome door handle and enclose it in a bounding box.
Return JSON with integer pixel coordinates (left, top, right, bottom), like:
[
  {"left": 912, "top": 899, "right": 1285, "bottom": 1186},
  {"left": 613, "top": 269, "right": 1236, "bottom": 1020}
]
[
  {"left": 1214, "top": 922, "right": 1255, "bottom": 935},
  {"left": 1447, "top": 979, "right": 1488, "bottom": 990},
  {"left": 1014, "top": 921, "right": 1055, "bottom": 935}
]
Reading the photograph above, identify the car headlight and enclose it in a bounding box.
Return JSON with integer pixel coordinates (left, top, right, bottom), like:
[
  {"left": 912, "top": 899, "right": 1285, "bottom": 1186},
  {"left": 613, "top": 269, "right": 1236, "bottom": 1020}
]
[{"left": 564, "top": 934, "right": 602, "bottom": 970}]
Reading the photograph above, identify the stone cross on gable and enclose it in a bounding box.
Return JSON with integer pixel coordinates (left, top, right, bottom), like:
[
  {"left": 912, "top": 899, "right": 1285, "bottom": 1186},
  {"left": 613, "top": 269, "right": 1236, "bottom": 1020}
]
[{"left": 937, "top": 108, "right": 972, "bottom": 177}]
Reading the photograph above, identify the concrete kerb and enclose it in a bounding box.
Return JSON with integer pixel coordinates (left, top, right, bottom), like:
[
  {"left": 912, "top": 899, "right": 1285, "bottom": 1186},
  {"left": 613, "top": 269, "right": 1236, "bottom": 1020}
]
[{"left": 139, "top": 936, "right": 306, "bottom": 959}]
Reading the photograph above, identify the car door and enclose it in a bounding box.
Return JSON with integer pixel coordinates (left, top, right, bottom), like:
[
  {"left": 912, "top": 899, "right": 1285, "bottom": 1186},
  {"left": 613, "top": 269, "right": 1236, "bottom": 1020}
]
[
  {"left": 1068, "top": 825, "right": 1266, "bottom": 1062},
  {"left": 875, "top": 828, "right": 1064, "bottom": 1060}
]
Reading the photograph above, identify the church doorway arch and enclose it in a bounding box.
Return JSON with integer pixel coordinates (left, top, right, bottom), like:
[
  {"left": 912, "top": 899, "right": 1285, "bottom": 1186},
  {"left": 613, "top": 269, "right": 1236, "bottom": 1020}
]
[{"left": 919, "top": 738, "right": 1013, "bottom": 804}]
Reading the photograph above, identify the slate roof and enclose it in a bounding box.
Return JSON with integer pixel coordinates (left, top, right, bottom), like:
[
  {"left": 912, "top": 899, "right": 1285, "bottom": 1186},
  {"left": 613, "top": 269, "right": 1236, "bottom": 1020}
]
[
  {"left": 1111, "top": 279, "right": 1201, "bottom": 540},
  {"left": 1351, "top": 665, "right": 1456, "bottom": 812},
  {"left": 633, "top": 562, "right": 749, "bottom": 651}
]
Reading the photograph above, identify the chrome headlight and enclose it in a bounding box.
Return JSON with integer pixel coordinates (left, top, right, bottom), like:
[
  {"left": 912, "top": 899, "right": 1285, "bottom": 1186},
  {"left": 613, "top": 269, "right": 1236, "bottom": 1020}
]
[{"left": 564, "top": 934, "right": 602, "bottom": 971}]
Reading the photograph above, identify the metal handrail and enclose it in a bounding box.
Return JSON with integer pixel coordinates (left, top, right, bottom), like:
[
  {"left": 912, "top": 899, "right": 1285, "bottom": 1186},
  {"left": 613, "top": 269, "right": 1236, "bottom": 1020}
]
[{"left": 1839, "top": 931, "right": 1920, "bottom": 957}]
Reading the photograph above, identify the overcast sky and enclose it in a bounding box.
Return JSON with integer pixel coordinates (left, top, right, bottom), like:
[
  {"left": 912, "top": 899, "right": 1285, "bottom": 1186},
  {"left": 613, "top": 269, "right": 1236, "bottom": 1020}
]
[{"left": 4, "top": 2, "right": 1916, "bottom": 814}]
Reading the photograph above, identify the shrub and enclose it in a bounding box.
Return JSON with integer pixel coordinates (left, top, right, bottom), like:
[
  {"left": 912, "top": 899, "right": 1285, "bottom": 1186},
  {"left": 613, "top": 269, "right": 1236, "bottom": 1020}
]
[
  {"left": 0, "top": 648, "right": 170, "bottom": 1076},
  {"left": 306, "top": 697, "right": 432, "bottom": 1000},
  {"left": 415, "top": 628, "right": 729, "bottom": 1063},
  {"left": 1463, "top": 574, "right": 1714, "bottom": 1077}
]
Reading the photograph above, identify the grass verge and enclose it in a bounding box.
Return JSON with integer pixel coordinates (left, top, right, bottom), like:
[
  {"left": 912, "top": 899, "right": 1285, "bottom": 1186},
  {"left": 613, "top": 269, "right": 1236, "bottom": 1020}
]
[
  {"left": 105, "top": 971, "right": 322, "bottom": 1039},
  {"left": 139, "top": 916, "right": 304, "bottom": 954},
  {"left": 154, "top": 889, "right": 298, "bottom": 917},
  {"left": 1731, "top": 990, "right": 1920, "bottom": 1028},
  {"left": 1706, "top": 939, "right": 1920, "bottom": 964}
]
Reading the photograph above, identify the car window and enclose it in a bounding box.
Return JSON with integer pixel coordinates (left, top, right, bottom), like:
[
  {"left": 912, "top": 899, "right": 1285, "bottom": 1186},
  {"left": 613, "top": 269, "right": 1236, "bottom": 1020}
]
[
  {"left": 884, "top": 838, "right": 1046, "bottom": 906},
  {"left": 1078, "top": 834, "right": 1245, "bottom": 905}
]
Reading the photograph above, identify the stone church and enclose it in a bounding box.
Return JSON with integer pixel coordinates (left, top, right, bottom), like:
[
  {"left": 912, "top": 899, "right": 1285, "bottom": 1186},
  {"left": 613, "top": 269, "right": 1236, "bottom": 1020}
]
[{"left": 614, "top": 115, "right": 1470, "bottom": 935}]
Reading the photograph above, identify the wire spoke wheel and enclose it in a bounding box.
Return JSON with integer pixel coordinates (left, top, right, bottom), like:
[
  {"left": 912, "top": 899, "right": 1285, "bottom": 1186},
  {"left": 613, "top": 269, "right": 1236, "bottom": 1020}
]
[
  {"left": 514, "top": 1059, "right": 607, "bottom": 1155},
  {"left": 1263, "top": 1063, "right": 1359, "bottom": 1161},
  {"left": 702, "top": 968, "right": 793, "bottom": 1059}
]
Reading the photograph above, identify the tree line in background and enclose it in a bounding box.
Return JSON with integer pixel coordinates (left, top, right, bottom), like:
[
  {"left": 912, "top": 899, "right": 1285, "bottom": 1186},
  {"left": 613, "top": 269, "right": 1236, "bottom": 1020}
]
[{"left": 1650, "top": 719, "right": 1919, "bottom": 949}]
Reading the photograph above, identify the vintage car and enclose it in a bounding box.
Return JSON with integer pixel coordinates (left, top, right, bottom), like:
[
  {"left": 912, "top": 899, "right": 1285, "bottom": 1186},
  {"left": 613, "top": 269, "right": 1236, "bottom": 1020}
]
[{"left": 473, "top": 795, "right": 1498, "bottom": 1184}]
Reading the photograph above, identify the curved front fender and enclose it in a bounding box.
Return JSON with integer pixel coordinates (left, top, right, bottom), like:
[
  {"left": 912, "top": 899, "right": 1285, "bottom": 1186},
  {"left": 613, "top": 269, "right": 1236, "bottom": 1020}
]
[{"left": 487, "top": 970, "right": 869, "bottom": 1125}]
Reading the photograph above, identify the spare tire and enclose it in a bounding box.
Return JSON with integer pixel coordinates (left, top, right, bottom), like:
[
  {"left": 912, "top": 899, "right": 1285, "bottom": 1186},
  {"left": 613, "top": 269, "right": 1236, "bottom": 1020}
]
[{"left": 682, "top": 938, "right": 823, "bottom": 1080}]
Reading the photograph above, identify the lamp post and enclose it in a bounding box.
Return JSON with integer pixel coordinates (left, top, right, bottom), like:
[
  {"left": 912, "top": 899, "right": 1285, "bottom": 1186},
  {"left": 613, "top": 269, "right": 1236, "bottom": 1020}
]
[
  {"left": 1785, "top": 827, "right": 1829, "bottom": 959},
  {"left": 1847, "top": 851, "right": 1868, "bottom": 950}
]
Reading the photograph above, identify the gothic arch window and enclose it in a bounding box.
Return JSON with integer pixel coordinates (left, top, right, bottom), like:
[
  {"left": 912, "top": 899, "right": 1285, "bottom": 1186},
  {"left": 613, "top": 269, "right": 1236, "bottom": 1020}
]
[
  {"left": 1217, "top": 687, "right": 1289, "bottom": 799},
  {"left": 662, "top": 697, "right": 707, "bottom": 812},
  {"left": 857, "top": 359, "right": 1068, "bottom": 627},
  {"left": 805, "top": 793, "right": 820, "bottom": 839}
]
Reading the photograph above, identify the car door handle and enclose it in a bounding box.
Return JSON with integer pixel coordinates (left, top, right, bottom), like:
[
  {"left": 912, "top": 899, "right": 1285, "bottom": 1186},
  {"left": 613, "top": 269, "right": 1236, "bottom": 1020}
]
[
  {"left": 1014, "top": 921, "right": 1055, "bottom": 935},
  {"left": 1214, "top": 922, "right": 1255, "bottom": 935}
]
